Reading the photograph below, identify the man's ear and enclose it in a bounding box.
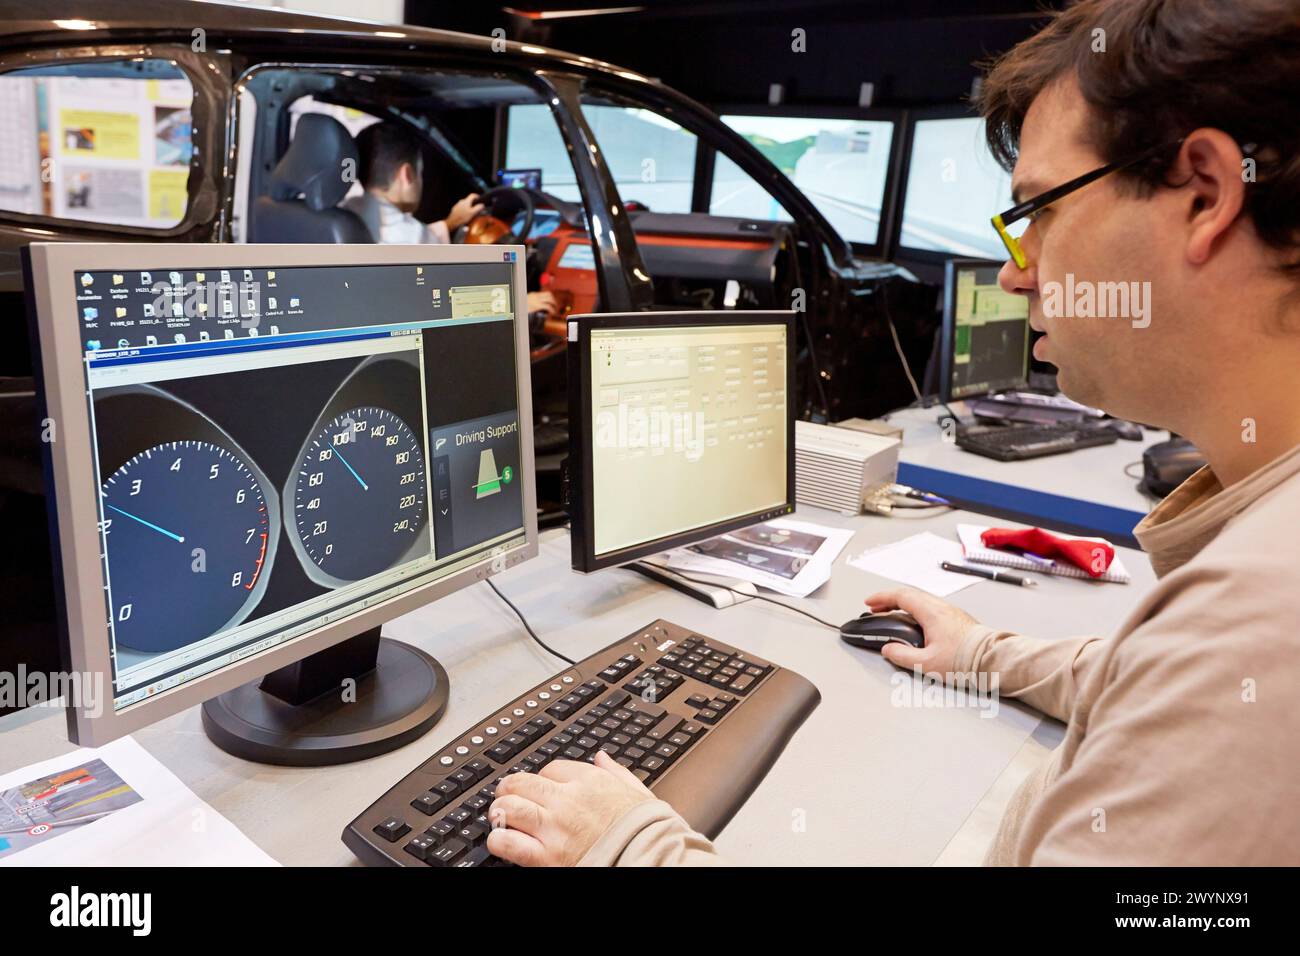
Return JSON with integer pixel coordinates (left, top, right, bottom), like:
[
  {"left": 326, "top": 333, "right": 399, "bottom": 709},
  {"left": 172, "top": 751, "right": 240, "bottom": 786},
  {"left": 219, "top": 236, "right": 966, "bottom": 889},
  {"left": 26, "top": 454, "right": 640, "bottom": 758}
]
[
  {"left": 1177, "top": 128, "right": 1247, "bottom": 266},
  {"left": 398, "top": 160, "right": 418, "bottom": 187}
]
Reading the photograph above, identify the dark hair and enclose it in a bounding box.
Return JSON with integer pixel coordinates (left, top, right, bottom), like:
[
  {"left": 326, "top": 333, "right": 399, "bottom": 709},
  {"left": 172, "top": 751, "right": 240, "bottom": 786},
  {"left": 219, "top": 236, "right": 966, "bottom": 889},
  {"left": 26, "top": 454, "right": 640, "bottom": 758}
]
[
  {"left": 977, "top": 0, "right": 1300, "bottom": 270},
  {"left": 354, "top": 121, "right": 422, "bottom": 189}
]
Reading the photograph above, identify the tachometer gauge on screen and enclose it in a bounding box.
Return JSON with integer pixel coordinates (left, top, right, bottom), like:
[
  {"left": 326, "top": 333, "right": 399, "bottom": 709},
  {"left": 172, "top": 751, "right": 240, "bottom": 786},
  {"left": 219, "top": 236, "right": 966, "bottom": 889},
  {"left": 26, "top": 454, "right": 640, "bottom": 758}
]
[
  {"left": 288, "top": 405, "right": 429, "bottom": 587},
  {"left": 92, "top": 382, "right": 280, "bottom": 656}
]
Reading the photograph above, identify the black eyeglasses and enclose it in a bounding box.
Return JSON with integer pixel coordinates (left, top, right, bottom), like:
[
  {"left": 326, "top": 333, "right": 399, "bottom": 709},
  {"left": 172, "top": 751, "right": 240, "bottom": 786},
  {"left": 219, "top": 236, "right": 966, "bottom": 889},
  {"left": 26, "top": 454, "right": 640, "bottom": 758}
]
[{"left": 991, "top": 137, "right": 1186, "bottom": 268}]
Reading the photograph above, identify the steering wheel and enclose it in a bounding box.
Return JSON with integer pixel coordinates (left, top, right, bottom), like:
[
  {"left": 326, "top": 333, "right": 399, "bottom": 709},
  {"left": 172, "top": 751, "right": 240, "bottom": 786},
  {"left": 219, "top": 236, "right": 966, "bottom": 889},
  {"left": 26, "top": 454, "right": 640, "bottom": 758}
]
[{"left": 460, "top": 185, "right": 536, "bottom": 245}]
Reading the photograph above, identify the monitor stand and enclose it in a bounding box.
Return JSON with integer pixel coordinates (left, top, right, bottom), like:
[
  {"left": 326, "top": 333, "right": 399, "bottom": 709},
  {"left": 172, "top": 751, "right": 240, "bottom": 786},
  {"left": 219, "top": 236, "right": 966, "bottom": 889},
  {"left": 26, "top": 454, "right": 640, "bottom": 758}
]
[
  {"left": 629, "top": 560, "right": 756, "bottom": 609},
  {"left": 201, "top": 627, "right": 448, "bottom": 766}
]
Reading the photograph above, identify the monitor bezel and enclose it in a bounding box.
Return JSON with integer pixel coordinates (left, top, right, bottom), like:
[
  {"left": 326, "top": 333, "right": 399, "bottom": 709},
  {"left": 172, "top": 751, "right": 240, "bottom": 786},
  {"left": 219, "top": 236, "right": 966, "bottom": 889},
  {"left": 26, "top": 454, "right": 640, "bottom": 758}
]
[
  {"left": 710, "top": 104, "right": 907, "bottom": 259},
  {"left": 939, "top": 256, "right": 1030, "bottom": 403},
  {"left": 892, "top": 102, "right": 1011, "bottom": 270},
  {"left": 25, "top": 241, "right": 539, "bottom": 747},
  {"left": 566, "top": 310, "right": 797, "bottom": 574}
]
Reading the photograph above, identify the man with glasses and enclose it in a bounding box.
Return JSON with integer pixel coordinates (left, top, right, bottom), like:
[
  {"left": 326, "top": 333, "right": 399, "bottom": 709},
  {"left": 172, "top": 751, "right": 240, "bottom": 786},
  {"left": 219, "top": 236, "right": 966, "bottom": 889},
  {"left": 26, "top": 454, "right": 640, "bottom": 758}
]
[{"left": 484, "top": 0, "right": 1300, "bottom": 866}]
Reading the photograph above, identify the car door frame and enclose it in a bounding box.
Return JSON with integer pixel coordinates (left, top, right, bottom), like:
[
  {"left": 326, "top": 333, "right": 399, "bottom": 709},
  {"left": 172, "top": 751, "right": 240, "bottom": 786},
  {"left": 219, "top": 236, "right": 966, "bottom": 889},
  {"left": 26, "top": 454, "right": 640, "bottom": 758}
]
[{"left": 0, "top": 42, "right": 231, "bottom": 291}]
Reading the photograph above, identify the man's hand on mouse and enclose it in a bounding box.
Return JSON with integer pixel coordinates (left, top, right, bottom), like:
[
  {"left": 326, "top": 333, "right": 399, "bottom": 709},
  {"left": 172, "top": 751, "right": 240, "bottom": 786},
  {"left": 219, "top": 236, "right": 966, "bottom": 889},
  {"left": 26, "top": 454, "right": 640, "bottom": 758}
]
[{"left": 863, "top": 586, "right": 983, "bottom": 674}]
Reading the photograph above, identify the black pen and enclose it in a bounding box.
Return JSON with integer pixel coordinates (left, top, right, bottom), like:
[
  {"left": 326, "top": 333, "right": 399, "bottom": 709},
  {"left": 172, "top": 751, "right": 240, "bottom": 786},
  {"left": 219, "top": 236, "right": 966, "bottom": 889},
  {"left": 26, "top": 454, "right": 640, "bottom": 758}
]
[{"left": 940, "top": 560, "right": 1038, "bottom": 588}]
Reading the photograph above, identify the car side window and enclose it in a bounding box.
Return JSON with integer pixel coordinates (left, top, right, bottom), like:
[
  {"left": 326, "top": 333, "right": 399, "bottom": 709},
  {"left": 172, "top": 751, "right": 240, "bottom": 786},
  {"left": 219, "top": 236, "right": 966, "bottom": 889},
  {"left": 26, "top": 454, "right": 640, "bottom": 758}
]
[
  {"left": 708, "top": 151, "right": 794, "bottom": 224},
  {"left": 0, "top": 60, "right": 195, "bottom": 228},
  {"left": 505, "top": 101, "right": 698, "bottom": 214}
]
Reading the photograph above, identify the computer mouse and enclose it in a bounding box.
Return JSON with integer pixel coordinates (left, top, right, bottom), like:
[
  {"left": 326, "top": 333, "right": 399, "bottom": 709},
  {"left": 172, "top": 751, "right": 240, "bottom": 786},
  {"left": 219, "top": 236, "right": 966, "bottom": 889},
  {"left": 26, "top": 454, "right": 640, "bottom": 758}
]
[
  {"left": 1141, "top": 437, "right": 1207, "bottom": 498},
  {"left": 1105, "top": 418, "right": 1144, "bottom": 441},
  {"left": 839, "top": 611, "right": 925, "bottom": 652}
]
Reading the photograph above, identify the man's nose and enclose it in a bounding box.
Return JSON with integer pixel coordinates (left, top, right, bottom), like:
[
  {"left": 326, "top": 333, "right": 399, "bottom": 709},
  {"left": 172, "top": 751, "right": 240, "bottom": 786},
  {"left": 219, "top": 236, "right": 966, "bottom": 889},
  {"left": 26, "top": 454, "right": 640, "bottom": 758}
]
[{"left": 999, "top": 256, "right": 1035, "bottom": 297}]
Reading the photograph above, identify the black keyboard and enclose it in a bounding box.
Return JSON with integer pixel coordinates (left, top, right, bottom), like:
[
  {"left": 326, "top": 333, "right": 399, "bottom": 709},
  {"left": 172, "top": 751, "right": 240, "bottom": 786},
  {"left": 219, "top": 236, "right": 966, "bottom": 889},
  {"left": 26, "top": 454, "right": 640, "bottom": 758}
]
[
  {"left": 342, "top": 620, "right": 820, "bottom": 866},
  {"left": 956, "top": 422, "right": 1119, "bottom": 461}
]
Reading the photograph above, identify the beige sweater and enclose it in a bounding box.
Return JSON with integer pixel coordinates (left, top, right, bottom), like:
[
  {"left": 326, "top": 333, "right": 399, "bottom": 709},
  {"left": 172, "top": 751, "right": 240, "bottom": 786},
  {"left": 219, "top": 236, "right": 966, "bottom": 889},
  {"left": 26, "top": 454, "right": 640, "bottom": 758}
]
[{"left": 579, "top": 444, "right": 1300, "bottom": 866}]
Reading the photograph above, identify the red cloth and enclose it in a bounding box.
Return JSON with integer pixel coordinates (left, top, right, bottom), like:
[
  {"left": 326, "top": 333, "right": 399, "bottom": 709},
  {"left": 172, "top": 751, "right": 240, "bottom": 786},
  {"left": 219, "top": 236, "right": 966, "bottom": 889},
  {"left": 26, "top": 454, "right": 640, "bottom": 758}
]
[{"left": 980, "top": 526, "right": 1115, "bottom": 578}]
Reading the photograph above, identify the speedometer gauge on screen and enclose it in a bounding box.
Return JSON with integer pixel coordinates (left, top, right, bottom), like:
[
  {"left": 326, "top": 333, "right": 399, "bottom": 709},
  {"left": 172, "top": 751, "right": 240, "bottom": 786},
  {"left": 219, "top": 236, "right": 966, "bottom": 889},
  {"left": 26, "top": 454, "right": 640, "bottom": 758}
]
[{"left": 284, "top": 353, "right": 431, "bottom": 588}]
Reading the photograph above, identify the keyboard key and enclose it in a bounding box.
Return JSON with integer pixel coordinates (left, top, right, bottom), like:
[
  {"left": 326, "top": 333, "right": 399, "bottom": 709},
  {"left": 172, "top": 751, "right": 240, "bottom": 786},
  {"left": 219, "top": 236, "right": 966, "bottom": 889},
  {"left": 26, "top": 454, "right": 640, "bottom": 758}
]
[
  {"left": 434, "top": 780, "right": 462, "bottom": 798},
  {"left": 457, "top": 821, "right": 489, "bottom": 843},
  {"left": 450, "top": 768, "right": 477, "bottom": 788},
  {"left": 411, "top": 793, "right": 446, "bottom": 816},
  {"left": 426, "top": 820, "right": 455, "bottom": 841},
  {"left": 430, "top": 838, "right": 469, "bottom": 866},
  {"left": 405, "top": 834, "right": 437, "bottom": 861},
  {"left": 373, "top": 817, "right": 410, "bottom": 843},
  {"left": 455, "top": 845, "right": 494, "bottom": 868},
  {"left": 654, "top": 743, "right": 680, "bottom": 761}
]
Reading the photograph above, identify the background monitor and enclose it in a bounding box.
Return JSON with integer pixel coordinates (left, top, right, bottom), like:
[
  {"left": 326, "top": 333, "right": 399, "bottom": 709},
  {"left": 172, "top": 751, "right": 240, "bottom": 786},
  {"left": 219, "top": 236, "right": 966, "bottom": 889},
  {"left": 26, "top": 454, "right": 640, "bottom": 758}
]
[
  {"left": 714, "top": 109, "right": 901, "bottom": 250},
  {"left": 497, "top": 167, "right": 542, "bottom": 190},
  {"left": 567, "top": 311, "right": 796, "bottom": 573},
  {"left": 895, "top": 108, "right": 1020, "bottom": 262},
  {"left": 939, "top": 257, "right": 1031, "bottom": 402},
  {"left": 26, "top": 243, "right": 538, "bottom": 750}
]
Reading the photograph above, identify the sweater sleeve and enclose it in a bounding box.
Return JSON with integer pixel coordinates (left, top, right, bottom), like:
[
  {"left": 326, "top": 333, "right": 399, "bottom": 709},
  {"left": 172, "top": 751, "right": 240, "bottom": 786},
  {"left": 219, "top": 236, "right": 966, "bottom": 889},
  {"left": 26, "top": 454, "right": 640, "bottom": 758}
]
[
  {"left": 953, "top": 624, "right": 1109, "bottom": 723},
  {"left": 577, "top": 800, "right": 728, "bottom": 867},
  {"left": 1014, "top": 573, "right": 1300, "bottom": 865}
]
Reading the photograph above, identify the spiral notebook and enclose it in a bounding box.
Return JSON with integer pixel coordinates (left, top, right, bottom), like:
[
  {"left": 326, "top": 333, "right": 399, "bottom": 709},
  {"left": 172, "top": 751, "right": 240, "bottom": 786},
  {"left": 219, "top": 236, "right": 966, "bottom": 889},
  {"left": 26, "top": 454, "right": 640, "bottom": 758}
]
[{"left": 956, "top": 524, "right": 1132, "bottom": 584}]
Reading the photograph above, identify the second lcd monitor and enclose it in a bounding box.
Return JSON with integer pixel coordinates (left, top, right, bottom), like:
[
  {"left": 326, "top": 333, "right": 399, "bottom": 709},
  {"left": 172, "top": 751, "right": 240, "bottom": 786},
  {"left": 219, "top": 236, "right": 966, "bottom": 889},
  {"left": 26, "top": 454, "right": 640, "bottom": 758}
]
[{"left": 567, "top": 311, "right": 797, "bottom": 573}]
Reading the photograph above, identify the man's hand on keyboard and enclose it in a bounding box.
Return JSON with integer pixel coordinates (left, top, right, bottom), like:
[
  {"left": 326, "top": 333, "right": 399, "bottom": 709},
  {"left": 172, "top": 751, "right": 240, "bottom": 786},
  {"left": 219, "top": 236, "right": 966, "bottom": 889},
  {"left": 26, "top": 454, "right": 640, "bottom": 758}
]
[
  {"left": 486, "top": 751, "right": 655, "bottom": 866},
  {"left": 863, "top": 586, "right": 982, "bottom": 674}
]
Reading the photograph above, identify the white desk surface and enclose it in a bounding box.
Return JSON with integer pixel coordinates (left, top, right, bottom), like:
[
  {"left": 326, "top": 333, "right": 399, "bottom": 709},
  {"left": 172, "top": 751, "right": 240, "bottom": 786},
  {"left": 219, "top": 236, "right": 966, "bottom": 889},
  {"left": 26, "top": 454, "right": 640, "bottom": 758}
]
[
  {"left": 885, "top": 405, "right": 1163, "bottom": 518},
  {"left": 0, "top": 505, "right": 1156, "bottom": 866}
]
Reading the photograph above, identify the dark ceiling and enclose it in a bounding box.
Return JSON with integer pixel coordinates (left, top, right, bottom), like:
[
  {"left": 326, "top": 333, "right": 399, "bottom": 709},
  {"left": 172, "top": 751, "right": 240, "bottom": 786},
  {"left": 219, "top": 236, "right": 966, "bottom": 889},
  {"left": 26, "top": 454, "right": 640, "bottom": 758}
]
[{"left": 405, "top": 0, "right": 1065, "bottom": 108}]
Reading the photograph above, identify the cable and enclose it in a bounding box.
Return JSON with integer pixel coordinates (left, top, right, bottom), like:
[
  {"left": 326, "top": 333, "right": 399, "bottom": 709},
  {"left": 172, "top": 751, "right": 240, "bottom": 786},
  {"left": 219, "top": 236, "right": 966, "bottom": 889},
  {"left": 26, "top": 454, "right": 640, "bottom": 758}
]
[
  {"left": 885, "top": 308, "right": 924, "bottom": 406},
  {"left": 632, "top": 565, "right": 842, "bottom": 632},
  {"left": 485, "top": 578, "right": 575, "bottom": 666}
]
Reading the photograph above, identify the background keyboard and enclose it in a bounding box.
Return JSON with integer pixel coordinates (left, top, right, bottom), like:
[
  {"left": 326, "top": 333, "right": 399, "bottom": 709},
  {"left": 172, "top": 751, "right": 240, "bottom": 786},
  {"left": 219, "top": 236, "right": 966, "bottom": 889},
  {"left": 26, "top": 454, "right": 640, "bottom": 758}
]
[
  {"left": 342, "top": 619, "right": 820, "bottom": 866},
  {"left": 956, "top": 421, "right": 1118, "bottom": 461}
]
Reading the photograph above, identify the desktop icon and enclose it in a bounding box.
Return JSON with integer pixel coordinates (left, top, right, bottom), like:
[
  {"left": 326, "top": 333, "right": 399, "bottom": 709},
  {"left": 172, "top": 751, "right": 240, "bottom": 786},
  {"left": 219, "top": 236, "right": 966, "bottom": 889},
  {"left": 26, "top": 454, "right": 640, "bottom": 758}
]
[
  {"left": 145, "top": 335, "right": 158, "bottom": 346},
  {"left": 243, "top": 270, "right": 254, "bottom": 282},
  {"left": 223, "top": 329, "right": 234, "bottom": 339},
  {"left": 140, "top": 271, "right": 152, "bottom": 284},
  {"left": 174, "top": 333, "right": 186, "bottom": 344},
  {"left": 111, "top": 274, "right": 124, "bottom": 286},
  {"left": 117, "top": 338, "right": 130, "bottom": 348},
  {"left": 168, "top": 271, "right": 182, "bottom": 286},
  {"left": 267, "top": 297, "right": 277, "bottom": 310},
  {"left": 195, "top": 272, "right": 206, "bottom": 282},
  {"left": 199, "top": 331, "right": 210, "bottom": 341},
  {"left": 289, "top": 297, "right": 300, "bottom": 308},
  {"left": 80, "top": 273, "right": 93, "bottom": 287},
  {"left": 267, "top": 271, "right": 276, "bottom": 280},
  {"left": 220, "top": 270, "right": 231, "bottom": 283},
  {"left": 115, "top": 307, "right": 127, "bottom": 319},
  {"left": 82, "top": 307, "right": 98, "bottom": 320},
  {"left": 85, "top": 339, "right": 100, "bottom": 351}
]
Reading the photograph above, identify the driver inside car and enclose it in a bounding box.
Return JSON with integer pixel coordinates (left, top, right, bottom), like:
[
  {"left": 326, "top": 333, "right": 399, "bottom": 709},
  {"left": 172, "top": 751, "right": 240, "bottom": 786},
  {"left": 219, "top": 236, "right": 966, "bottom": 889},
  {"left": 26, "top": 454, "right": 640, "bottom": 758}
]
[{"left": 344, "top": 121, "right": 560, "bottom": 319}]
